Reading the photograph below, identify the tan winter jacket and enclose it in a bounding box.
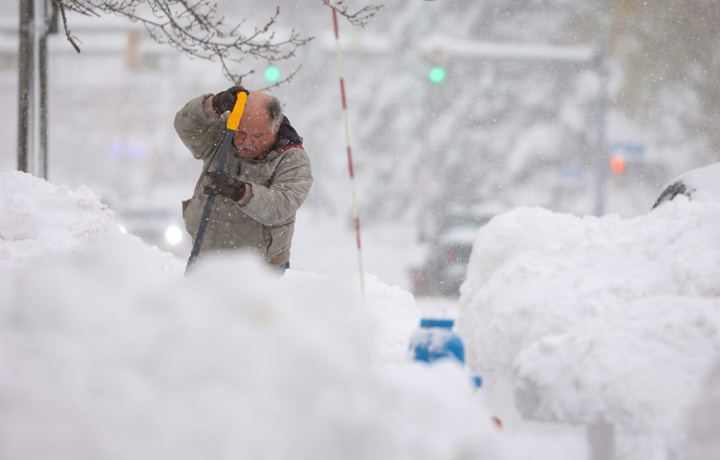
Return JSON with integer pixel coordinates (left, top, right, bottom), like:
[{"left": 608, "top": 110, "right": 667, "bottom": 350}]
[{"left": 174, "top": 94, "right": 313, "bottom": 267}]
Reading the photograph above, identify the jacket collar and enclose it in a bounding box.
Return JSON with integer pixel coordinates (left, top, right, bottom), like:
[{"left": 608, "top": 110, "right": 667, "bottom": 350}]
[{"left": 271, "top": 115, "right": 303, "bottom": 151}]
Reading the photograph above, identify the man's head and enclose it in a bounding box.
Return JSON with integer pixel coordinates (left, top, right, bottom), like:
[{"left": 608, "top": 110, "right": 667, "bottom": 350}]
[{"left": 233, "top": 91, "right": 283, "bottom": 159}]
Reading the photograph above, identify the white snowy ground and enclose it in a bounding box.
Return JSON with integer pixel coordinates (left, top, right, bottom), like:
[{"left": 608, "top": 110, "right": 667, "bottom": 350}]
[
  {"left": 0, "top": 171, "right": 526, "bottom": 460},
  {"left": 5, "top": 169, "right": 719, "bottom": 460}
]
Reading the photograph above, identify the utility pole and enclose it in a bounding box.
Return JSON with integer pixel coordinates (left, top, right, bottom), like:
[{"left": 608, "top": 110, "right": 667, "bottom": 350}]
[
  {"left": 593, "top": 0, "right": 610, "bottom": 216},
  {"left": 39, "top": 0, "right": 56, "bottom": 178},
  {"left": 17, "top": 0, "right": 54, "bottom": 178},
  {"left": 17, "top": 0, "right": 34, "bottom": 174}
]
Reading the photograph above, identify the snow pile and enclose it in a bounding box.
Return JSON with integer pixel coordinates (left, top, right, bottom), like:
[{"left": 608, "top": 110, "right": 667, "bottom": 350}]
[
  {"left": 280, "top": 270, "right": 420, "bottom": 367},
  {"left": 0, "top": 172, "right": 503, "bottom": 460},
  {"left": 0, "top": 171, "right": 180, "bottom": 272},
  {"left": 660, "top": 161, "right": 720, "bottom": 199},
  {"left": 458, "top": 197, "right": 720, "bottom": 458},
  {"left": 685, "top": 357, "right": 720, "bottom": 460}
]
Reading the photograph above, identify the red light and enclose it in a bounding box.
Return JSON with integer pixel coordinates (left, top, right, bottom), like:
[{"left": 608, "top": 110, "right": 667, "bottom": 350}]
[{"left": 610, "top": 156, "right": 626, "bottom": 175}]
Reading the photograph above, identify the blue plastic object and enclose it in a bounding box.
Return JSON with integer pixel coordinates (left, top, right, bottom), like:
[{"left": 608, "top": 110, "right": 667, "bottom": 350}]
[
  {"left": 469, "top": 371, "right": 483, "bottom": 388},
  {"left": 410, "top": 318, "right": 465, "bottom": 364}
]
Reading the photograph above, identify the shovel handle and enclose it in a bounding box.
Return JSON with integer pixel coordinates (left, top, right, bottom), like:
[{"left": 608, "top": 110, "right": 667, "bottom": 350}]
[{"left": 226, "top": 92, "right": 247, "bottom": 131}]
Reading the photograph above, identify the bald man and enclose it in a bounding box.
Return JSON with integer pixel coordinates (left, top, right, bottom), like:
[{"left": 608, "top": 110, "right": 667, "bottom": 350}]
[{"left": 174, "top": 85, "right": 313, "bottom": 273}]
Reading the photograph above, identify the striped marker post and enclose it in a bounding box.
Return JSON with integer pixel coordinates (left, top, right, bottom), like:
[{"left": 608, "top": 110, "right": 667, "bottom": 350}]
[{"left": 330, "top": 1, "right": 366, "bottom": 295}]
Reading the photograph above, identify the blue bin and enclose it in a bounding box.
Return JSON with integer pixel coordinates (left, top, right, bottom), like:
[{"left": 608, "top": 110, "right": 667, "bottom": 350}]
[
  {"left": 409, "top": 318, "right": 482, "bottom": 389},
  {"left": 410, "top": 318, "right": 465, "bottom": 364}
]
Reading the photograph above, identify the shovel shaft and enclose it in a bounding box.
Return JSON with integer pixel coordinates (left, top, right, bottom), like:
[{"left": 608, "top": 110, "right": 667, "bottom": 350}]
[
  {"left": 184, "top": 92, "right": 247, "bottom": 275},
  {"left": 184, "top": 129, "right": 235, "bottom": 274}
]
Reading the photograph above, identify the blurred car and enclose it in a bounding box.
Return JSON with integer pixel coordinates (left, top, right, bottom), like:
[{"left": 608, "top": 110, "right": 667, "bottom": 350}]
[
  {"left": 652, "top": 161, "right": 720, "bottom": 209},
  {"left": 410, "top": 212, "right": 494, "bottom": 297},
  {"left": 116, "top": 207, "right": 190, "bottom": 257}
]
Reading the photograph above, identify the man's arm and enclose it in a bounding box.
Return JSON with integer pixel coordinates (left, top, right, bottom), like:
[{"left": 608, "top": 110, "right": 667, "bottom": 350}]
[
  {"left": 173, "top": 94, "right": 225, "bottom": 160},
  {"left": 239, "top": 148, "right": 313, "bottom": 226}
]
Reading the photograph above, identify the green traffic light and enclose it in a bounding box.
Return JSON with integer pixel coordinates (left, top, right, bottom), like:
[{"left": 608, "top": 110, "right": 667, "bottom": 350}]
[
  {"left": 428, "top": 67, "right": 446, "bottom": 83},
  {"left": 264, "top": 66, "right": 280, "bottom": 84}
]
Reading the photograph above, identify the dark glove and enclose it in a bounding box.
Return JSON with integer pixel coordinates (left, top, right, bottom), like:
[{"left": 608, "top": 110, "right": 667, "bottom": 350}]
[
  {"left": 203, "top": 171, "right": 247, "bottom": 202},
  {"left": 211, "top": 85, "right": 250, "bottom": 115}
]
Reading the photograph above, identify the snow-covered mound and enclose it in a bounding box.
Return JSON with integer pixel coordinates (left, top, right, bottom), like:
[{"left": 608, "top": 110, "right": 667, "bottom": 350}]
[
  {"left": 458, "top": 197, "right": 720, "bottom": 458},
  {"left": 685, "top": 356, "right": 720, "bottom": 460},
  {"left": 0, "top": 170, "right": 182, "bottom": 271},
  {"left": 0, "top": 171, "right": 504, "bottom": 460},
  {"left": 660, "top": 161, "right": 720, "bottom": 201}
]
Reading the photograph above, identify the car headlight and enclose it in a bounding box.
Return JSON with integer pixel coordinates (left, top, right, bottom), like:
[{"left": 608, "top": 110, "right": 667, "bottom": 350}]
[{"left": 165, "top": 225, "right": 183, "bottom": 245}]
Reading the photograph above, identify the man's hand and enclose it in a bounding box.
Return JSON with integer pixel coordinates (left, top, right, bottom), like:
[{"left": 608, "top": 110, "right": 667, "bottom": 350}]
[
  {"left": 203, "top": 171, "right": 247, "bottom": 202},
  {"left": 211, "top": 85, "right": 250, "bottom": 115}
]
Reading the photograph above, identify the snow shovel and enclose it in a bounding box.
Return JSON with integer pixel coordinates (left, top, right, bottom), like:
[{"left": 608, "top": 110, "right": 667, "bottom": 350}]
[{"left": 185, "top": 91, "right": 248, "bottom": 275}]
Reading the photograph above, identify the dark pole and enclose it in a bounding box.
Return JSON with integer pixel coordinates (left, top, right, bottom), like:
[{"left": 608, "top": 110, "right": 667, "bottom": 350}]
[
  {"left": 17, "top": 0, "right": 35, "bottom": 173},
  {"left": 39, "top": 0, "right": 51, "bottom": 179}
]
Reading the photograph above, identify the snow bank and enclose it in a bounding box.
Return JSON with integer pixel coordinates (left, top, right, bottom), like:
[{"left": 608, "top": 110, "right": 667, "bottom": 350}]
[
  {"left": 0, "top": 171, "right": 181, "bottom": 271},
  {"left": 684, "top": 357, "right": 720, "bottom": 460},
  {"left": 458, "top": 198, "right": 720, "bottom": 458},
  {"left": 0, "top": 172, "right": 503, "bottom": 460}
]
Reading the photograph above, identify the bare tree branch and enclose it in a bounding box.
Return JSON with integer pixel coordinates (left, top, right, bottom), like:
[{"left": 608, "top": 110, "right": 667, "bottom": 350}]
[
  {"left": 53, "top": 0, "right": 382, "bottom": 83},
  {"left": 52, "top": 0, "right": 83, "bottom": 52},
  {"left": 323, "top": 0, "right": 383, "bottom": 27}
]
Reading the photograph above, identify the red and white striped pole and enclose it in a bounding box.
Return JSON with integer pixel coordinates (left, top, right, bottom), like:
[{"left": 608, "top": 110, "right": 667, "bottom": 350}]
[{"left": 330, "top": 1, "right": 365, "bottom": 295}]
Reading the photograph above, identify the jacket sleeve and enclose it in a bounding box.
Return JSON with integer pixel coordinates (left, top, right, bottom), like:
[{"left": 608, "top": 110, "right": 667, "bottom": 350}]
[
  {"left": 239, "top": 148, "right": 313, "bottom": 226},
  {"left": 174, "top": 94, "right": 226, "bottom": 160}
]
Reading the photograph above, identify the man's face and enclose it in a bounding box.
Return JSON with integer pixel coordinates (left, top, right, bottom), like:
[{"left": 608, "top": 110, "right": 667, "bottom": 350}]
[{"left": 233, "top": 113, "right": 278, "bottom": 159}]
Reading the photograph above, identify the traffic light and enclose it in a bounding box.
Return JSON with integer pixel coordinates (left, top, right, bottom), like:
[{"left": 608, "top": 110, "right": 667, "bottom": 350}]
[
  {"left": 610, "top": 155, "right": 626, "bottom": 175},
  {"left": 264, "top": 66, "right": 280, "bottom": 84},
  {"left": 428, "top": 66, "right": 446, "bottom": 84}
]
